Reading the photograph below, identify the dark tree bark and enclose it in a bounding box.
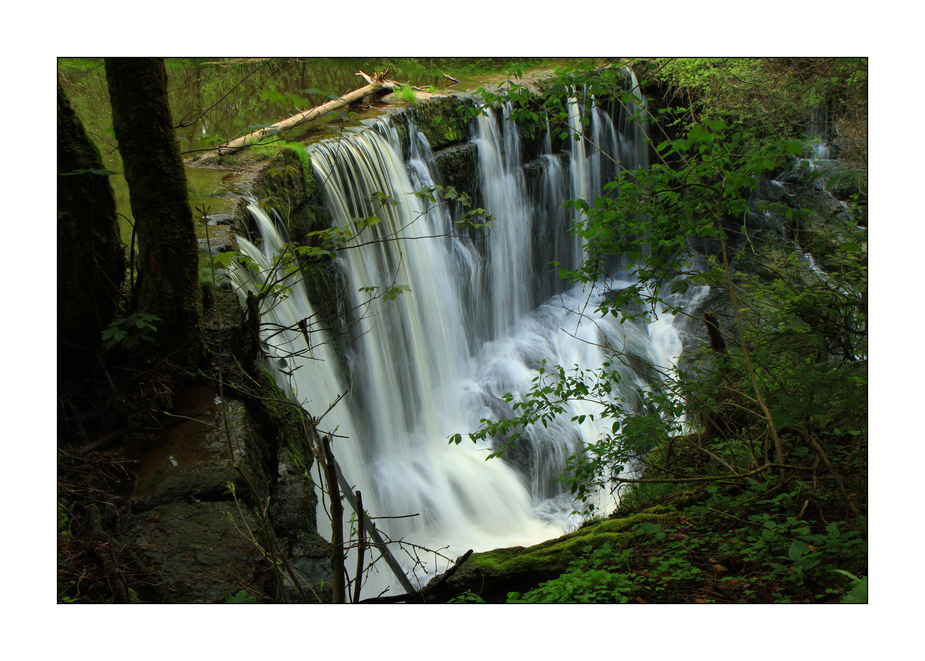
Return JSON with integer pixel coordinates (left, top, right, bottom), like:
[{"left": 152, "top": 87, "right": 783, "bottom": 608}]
[
  {"left": 105, "top": 58, "right": 207, "bottom": 370},
  {"left": 57, "top": 81, "right": 125, "bottom": 385}
]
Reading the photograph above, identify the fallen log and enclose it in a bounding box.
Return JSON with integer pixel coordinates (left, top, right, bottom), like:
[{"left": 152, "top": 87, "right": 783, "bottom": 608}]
[{"left": 217, "top": 72, "right": 396, "bottom": 154}]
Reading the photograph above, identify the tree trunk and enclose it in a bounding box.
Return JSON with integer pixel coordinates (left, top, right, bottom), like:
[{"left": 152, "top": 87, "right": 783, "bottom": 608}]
[
  {"left": 57, "top": 81, "right": 125, "bottom": 386},
  {"left": 105, "top": 58, "right": 207, "bottom": 370}
]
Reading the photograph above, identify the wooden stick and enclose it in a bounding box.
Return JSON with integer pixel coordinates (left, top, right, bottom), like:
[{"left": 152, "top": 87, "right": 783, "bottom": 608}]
[
  {"left": 330, "top": 460, "right": 417, "bottom": 595},
  {"left": 353, "top": 490, "right": 365, "bottom": 604},
  {"left": 322, "top": 435, "right": 346, "bottom": 603}
]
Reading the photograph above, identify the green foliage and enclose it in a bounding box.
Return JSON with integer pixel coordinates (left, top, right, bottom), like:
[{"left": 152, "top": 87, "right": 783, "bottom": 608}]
[
  {"left": 101, "top": 312, "right": 161, "bottom": 350},
  {"left": 225, "top": 589, "right": 257, "bottom": 603},
  {"left": 500, "top": 475, "right": 866, "bottom": 603},
  {"left": 287, "top": 143, "right": 316, "bottom": 195},
  {"left": 413, "top": 184, "right": 493, "bottom": 232},
  {"left": 57, "top": 505, "right": 72, "bottom": 539},
  {"left": 394, "top": 85, "right": 418, "bottom": 105},
  {"left": 448, "top": 590, "right": 486, "bottom": 603},
  {"left": 507, "top": 542, "right": 636, "bottom": 603},
  {"left": 643, "top": 58, "right": 868, "bottom": 142},
  {"left": 831, "top": 570, "right": 867, "bottom": 604},
  {"left": 359, "top": 284, "right": 411, "bottom": 302}
]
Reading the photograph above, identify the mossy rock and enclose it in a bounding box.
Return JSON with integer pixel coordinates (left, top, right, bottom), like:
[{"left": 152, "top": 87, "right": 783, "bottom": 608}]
[
  {"left": 411, "top": 95, "right": 470, "bottom": 151},
  {"left": 232, "top": 147, "right": 338, "bottom": 323},
  {"left": 433, "top": 142, "right": 478, "bottom": 200},
  {"left": 424, "top": 510, "right": 668, "bottom": 603}
]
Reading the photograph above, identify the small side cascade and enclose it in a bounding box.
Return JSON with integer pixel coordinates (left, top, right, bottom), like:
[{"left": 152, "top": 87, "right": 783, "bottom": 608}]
[
  {"left": 230, "top": 201, "right": 352, "bottom": 427},
  {"left": 807, "top": 106, "right": 833, "bottom": 160}
]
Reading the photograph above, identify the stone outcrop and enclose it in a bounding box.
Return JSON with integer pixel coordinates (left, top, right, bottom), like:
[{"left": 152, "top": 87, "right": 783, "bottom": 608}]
[
  {"left": 433, "top": 142, "right": 478, "bottom": 200},
  {"left": 129, "top": 500, "right": 265, "bottom": 603},
  {"left": 118, "top": 291, "right": 334, "bottom": 602},
  {"left": 410, "top": 94, "right": 471, "bottom": 151}
]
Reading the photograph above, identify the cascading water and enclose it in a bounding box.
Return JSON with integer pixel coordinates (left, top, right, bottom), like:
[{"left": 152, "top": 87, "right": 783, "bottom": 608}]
[
  {"left": 529, "top": 151, "right": 572, "bottom": 305},
  {"left": 307, "top": 124, "right": 562, "bottom": 588},
  {"left": 471, "top": 103, "right": 536, "bottom": 340},
  {"left": 234, "top": 77, "right": 701, "bottom": 596}
]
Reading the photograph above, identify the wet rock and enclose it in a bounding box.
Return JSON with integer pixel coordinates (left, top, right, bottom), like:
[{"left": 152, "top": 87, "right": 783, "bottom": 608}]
[
  {"left": 270, "top": 448, "right": 317, "bottom": 539},
  {"left": 129, "top": 389, "right": 259, "bottom": 510},
  {"left": 778, "top": 158, "right": 865, "bottom": 203},
  {"left": 434, "top": 142, "right": 478, "bottom": 200},
  {"left": 278, "top": 530, "right": 333, "bottom": 603},
  {"left": 207, "top": 213, "right": 236, "bottom": 226},
  {"left": 410, "top": 95, "right": 470, "bottom": 151},
  {"left": 198, "top": 225, "right": 237, "bottom": 255},
  {"left": 130, "top": 501, "right": 267, "bottom": 603}
]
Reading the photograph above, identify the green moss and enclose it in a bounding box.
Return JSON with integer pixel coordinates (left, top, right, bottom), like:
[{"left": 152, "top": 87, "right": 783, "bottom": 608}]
[
  {"left": 468, "top": 511, "right": 668, "bottom": 576},
  {"left": 286, "top": 142, "right": 316, "bottom": 197},
  {"left": 411, "top": 96, "right": 469, "bottom": 151},
  {"left": 251, "top": 367, "right": 316, "bottom": 478}
]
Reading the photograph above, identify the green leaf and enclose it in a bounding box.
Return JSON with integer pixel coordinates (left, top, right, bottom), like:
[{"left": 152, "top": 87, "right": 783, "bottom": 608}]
[
  {"left": 788, "top": 539, "right": 810, "bottom": 561},
  {"left": 843, "top": 576, "right": 867, "bottom": 603},
  {"left": 771, "top": 410, "right": 797, "bottom": 429},
  {"left": 225, "top": 589, "right": 256, "bottom": 604},
  {"left": 383, "top": 284, "right": 411, "bottom": 302},
  {"left": 785, "top": 138, "right": 804, "bottom": 156}
]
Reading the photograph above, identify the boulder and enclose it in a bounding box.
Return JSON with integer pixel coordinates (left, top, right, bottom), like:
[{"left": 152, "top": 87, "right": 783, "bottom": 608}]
[
  {"left": 129, "top": 501, "right": 266, "bottom": 603},
  {"left": 433, "top": 142, "right": 478, "bottom": 201},
  {"left": 422, "top": 511, "right": 667, "bottom": 603}
]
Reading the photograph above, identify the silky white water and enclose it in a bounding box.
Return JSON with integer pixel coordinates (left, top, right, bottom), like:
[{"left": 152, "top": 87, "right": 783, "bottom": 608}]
[{"left": 234, "top": 83, "right": 700, "bottom": 596}]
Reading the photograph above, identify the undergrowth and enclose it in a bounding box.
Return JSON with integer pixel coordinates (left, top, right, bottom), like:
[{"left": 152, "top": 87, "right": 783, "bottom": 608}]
[{"left": 494, "top": 477, "right": 866, "bottom": 604}]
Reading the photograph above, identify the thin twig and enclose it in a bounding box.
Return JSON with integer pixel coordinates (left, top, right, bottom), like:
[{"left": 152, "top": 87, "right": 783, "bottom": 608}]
[
  {"left": 353, "top": 490, "right": 365, "bottom": 604},
  {"left": 358, "top": 549, "right": 474, "bottom": 604}
]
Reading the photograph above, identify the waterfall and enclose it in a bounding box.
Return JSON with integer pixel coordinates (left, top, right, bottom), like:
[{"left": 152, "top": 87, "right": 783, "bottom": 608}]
[
  {"left": 235, "top": 82, "right": 698, "bottom": 595},
  {"left": 807, "top": 106, "right": 832, "bottom": 160},
  {"left": 307, "top": 125, "right": 561, "bottom": 589},
  {"left": 231, "top": 203, "right": 354, "bottom": 431},
  {"left": 530, "top": 152, "right": 572, "bottom": 305},
  {"left": 472, "top": 103, "right": 535, "bottom": 339}
]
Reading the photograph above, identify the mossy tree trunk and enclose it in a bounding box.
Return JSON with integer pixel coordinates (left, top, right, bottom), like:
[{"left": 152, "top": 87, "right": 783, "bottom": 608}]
[
  {"left": 105, "top": 57, "right": 207, "bottom": 370},
  {"left": 57, "top": 81, "right": 125, "bottom": 386}
]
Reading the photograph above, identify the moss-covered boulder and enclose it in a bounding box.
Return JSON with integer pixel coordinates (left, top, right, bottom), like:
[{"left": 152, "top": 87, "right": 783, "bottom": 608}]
[
  {"left": 423, "top": 510, "right": 669, "bottom": 603},
  {"left": 434, "top": 142, "right": 478, "bottom": 200},
  {"left": 411, "top": 95, "right": 471, "bottom": 151}
]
